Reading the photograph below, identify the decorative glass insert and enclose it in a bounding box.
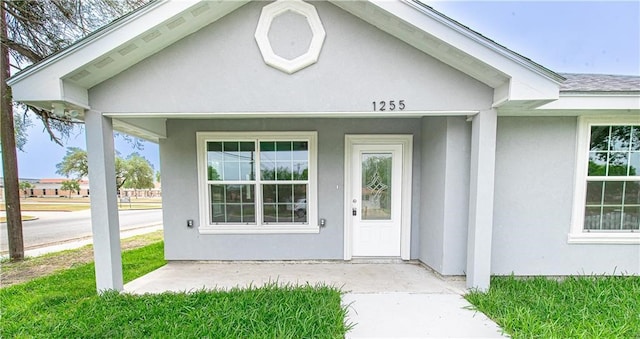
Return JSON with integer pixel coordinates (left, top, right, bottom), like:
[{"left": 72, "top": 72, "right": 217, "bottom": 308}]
[
  {"left": 584, "top": 125, "right": 640, "bottom": 231},
  {"left": 361, "top": 153, "right": 392, "bottom": 220}
]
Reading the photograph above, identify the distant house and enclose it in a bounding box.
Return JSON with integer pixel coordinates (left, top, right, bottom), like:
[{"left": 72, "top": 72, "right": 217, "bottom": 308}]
[
  {"left": 28, "top": 178, "right": 91, "bottom": 198},
  {"left": 5, "top": 178, "right": 162, "bottom": 198},
  {"left": 7, "top": 0, "right": 639, "bottom": 293}
]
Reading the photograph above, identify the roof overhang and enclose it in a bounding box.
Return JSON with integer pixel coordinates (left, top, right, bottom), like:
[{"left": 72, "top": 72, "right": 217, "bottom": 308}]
[
  {"left": 8, "top": 0, "right": 569, "bottom": 140},
  {"left": 511, "top": 92, "right": 640, "bottom": 116}
]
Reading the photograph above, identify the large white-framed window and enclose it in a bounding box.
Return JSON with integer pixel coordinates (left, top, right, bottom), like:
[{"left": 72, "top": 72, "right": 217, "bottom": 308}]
[
  {"left": 197, "top": 131, "right": 318, "bottom": 234},
  {"left": 570, "top": 116, "right": 640, "bottom": 244}
]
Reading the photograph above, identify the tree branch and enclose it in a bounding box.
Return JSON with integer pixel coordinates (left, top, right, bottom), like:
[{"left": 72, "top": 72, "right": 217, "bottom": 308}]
[{"left": 0, "top": 36, "right": 42, "bottom": 63}]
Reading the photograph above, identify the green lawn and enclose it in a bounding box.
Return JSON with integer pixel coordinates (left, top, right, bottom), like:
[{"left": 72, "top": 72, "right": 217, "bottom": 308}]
[
  {"left": 0, "top": 241, "right": 350, "bottom": 338},
  {"left": 465, "top": 275, "right": 640, "bottom": 338}
]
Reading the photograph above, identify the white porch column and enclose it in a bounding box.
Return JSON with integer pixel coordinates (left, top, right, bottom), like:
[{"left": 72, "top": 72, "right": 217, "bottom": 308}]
[
  {"left": 466, "top": 109, "right": 497, "bottom": 291},
  {"left": 85, "top": 110, "right": 123, "bottom": 293}
]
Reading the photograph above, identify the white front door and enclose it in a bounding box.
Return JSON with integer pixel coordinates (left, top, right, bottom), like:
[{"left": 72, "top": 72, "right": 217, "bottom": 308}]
[{"left": 345, "top": 136, "right": 411, "bottom": 259}]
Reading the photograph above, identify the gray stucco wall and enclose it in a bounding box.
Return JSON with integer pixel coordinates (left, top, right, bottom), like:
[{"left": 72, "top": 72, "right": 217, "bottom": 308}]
[
  {"left": 88, "top": 1, "right": 492, "bottom": 113},
  {"left": 161, "top": 118, "right": 422, "bottom": 260},
  {"left": 85, "top": 0, "right": 494, "bottom": 262},
  {"left": 492, "top": 117, "right": 640, "bottom": 275},
  {"left": 82, "top": 0, "right": 640, "bottom": 275},
  {"left": 420, "top": 117, "right": 471, "bottom": 275},
  {"left": 420, "top": 118, "right": 447, "bottom": 271}
]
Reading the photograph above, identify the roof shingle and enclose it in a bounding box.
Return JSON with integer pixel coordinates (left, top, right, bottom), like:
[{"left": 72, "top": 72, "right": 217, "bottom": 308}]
[{"left": 560, "top": 73, "right": 640, "bottom": 92}]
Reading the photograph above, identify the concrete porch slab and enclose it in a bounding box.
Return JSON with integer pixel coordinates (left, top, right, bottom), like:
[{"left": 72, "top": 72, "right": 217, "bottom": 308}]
[
  {"left": 124, "top": 261, "right": 466, "bottom": 294},
  {"left": 124, "top": 262, "right": 506, "bottom": 338}
]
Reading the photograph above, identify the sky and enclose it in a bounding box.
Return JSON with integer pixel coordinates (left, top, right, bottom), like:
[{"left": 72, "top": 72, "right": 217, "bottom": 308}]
[{"left": 8, "top": 1, "right": 640, "bottom": 179}]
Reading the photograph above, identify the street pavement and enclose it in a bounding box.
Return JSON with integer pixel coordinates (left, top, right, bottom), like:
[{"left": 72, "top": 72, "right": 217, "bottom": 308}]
[{"left": 0, "top": 209, "right": 162, "bottom": 254}]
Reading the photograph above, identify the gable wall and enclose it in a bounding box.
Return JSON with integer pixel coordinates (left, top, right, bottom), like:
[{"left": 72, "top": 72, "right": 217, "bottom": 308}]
[{"left": 88, "top": 1, "right": 492, "bottom": 114}]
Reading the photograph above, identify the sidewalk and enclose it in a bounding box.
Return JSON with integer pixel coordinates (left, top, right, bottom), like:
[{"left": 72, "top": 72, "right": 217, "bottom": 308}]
[{"left": 1, "top": 224, "right": 162, "bottom": 258}]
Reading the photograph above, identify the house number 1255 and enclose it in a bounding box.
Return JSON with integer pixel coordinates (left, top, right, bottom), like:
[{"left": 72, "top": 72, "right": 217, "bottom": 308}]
[{"left": 372, "top": 100, "right": 405, "bottom": 111}]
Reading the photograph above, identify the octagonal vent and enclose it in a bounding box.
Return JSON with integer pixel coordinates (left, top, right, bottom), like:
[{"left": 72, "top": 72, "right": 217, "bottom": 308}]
[{"left": 255, "top": 0, "right": 326, "bottom": 74}]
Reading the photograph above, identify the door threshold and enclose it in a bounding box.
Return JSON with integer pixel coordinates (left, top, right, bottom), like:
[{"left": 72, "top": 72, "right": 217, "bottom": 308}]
[{"left": 348, "top": 257, "right": 408, "bottom": 264}]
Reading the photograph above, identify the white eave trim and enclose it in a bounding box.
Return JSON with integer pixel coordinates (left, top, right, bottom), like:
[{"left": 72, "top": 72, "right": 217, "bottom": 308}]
[
  {"left": 103, "top": 110, "right": 480, "bottom": 119},
  {"left": 7, "top": 0, "right": 168, "bottom": 86},
  {"left": 537, "top": 92, "right": 640, "bottom": 111}
]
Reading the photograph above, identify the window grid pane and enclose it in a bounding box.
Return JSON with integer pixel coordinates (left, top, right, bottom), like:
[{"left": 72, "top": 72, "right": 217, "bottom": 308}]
[
  {"left": 207, "top": 141, "right": 255, "bottom": 181},
  {"left": 262, "top": 184, "right": 308, "bottom": 224},
  {"left": 585, "top": 124, "right": 640, "bottom": 231},
  {"left": 210, "top": 184, "right": 255, "bottom": 224},
  {"left": 206, "top": 138, "right": 311, "bottom": 226}
]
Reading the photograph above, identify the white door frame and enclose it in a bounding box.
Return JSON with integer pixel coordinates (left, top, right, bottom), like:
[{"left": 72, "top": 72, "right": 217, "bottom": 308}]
[{"left": 344, "top": 134, "right": 413, "bottom": 260}]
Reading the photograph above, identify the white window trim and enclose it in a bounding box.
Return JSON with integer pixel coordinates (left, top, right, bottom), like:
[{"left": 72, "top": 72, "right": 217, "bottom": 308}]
[
  {"left": 569, "top": 116, "right": 640, "bottom": 244},
  {"left": 196, "top": 131, "right": 318, "bottom": 234}
]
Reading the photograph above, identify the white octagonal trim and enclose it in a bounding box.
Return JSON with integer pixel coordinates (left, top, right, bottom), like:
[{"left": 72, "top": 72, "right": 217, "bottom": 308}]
[{"left": 255, "top": 0, "right": 326, "bottom": 74}]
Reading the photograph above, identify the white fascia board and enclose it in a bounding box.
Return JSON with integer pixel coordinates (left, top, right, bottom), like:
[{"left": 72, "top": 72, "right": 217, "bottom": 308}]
[
  {"left": 537, "top": 93, "right": 640, "bottom": 111},
  {"left": 9, "top": 0, "right": 245, "bottom": 106},
  {"left": 493, "top": 74, "right": 560, "bottom": 108},
  {"left": 103, "top": 110, "right": 479, "bottom": 119},
  {"left": 336, "top": 0, "right": 561, "bottom": 104},
  {"left": 9, "top": 0, "right": 185, "bottom": 85}
]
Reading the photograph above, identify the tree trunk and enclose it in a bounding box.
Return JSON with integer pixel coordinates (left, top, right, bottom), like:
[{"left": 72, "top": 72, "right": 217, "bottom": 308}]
[{"left": 1, "top": 1, "right": 25, "bottom": 261}]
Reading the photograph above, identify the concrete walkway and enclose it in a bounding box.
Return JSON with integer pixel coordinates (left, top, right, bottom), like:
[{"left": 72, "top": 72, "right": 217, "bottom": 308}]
[{"left": 124, "top": 262, "right": 506, "bottom": 338}]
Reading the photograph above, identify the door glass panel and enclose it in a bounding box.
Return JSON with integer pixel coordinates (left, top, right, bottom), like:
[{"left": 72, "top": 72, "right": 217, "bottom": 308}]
[{"left": 361, "top": 153, "right": 392, "bottom": 220}]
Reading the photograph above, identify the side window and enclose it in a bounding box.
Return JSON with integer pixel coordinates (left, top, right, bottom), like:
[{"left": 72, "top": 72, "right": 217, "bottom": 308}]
[
  {"left": 570, "top": 117, "right": 640, "bottom": 244},
  {"left": 584, "top": 125, "right": 640, "bottom": 231}
]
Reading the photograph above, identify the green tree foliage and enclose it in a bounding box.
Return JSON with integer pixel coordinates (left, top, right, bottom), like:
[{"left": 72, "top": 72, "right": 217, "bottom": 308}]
[
  {"left": 18, "top": 181, "right": 33, "bottom": 190},
  {"left": 123, "top": 153, "right": 155, "bottom": 190},
  {"left": 56, "top": 148, "right": 155, "bottom": 191},
  {"left": 18, "top": 181, "right": 33, "bottom": 198},
  {"left": 60, "top": 179, "right": 80, "bottom": 198},
  {"left": 13, "top": 111, "right": 31, "bottom": 151},
  {"left": 588, "top": 125, "right": 639, "bottom": 176},
  {"left": 207, "top": 166, "right": 221, "bottom": 180},
  {"left": 56, "top": 147, "right": 88, "bottom": 178}
]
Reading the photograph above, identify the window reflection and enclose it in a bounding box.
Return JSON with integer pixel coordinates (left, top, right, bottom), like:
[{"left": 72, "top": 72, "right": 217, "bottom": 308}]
[
  {"left": 206, "top": 139, "right": 310, "bottom": 225},
  {"left": 207, "top": 142, "right": 255, "bottom": 181},
  {"left": 260, "top": 141, "right": 308, "bottom": 181},
  {"left": 210, "top": 184, "right": 255, "bottom": 224},
  {"left": 585, "top": 125, "right": 640, "bottom": 231}
]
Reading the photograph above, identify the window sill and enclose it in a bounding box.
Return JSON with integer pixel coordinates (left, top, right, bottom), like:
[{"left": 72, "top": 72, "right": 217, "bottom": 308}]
[
  {"left": 199, "top": 225, "right": 320, "bottom": 234},
  {"left": 568, "top": 232, "right": 640, "bottom": 244}
]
